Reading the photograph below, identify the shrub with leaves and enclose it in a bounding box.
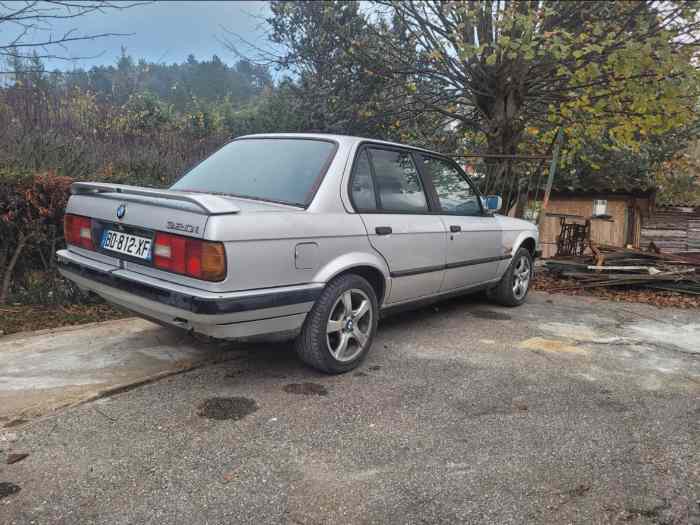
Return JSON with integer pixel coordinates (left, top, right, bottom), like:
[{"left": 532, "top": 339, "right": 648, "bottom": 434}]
[{"left": 0, "top": 171, "right": 72, "bottom": 304}]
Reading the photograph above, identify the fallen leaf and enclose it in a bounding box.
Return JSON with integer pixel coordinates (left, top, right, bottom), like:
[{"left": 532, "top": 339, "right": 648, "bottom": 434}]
[{"left": 512, "top": 399, "right": 529, "bottom": 411}]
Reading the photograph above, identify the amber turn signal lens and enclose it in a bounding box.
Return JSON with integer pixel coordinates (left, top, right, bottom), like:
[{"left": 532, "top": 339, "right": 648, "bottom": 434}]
[
  {"left": 201, "top": 242, "right": 226, "bottom": 282},
  {"left": 153, "top": 231, "right": 226, "bottom": 282}
]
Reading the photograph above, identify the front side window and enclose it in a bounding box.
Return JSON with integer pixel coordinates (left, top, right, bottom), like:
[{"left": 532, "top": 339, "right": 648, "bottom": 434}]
[
  {"left": 171, "top": 138, "right": 336, "bottom": 206},
  {"left": 420, "top": 155, "right": 482, "bottom": 216},
  {"left": 368, "top": 148, "right": 428, "bottom": 212}
]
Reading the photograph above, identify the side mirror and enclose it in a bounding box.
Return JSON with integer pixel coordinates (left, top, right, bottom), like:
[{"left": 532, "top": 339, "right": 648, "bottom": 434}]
[{"left": 485, "top": 195, "right": 502, "bottom": 212}]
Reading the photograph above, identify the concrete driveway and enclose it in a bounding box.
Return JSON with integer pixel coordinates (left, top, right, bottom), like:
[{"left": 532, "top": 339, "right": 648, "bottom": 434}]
[
  {"left": 0, "top": 292, "right": 698, "bottom": 524},
  {"left": 0, "top": 319, "right": 230, "bottom": 423}
]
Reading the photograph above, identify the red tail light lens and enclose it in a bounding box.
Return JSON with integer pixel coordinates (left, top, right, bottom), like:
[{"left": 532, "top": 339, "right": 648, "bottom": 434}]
[
  {"left": 153, "top": 233, "right": 186, "bottom": 274},
  {"left": 64, "top": 214, "right": 94, "bottom": 250},
  {"left": 153, "top": 232, "right": 226, "bottom": 282},
  {"left": 185, "top": 238, "right": 202, "bottom": 278}
]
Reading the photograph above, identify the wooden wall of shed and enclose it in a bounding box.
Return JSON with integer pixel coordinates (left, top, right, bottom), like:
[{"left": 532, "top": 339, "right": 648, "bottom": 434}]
[
  {"left": 539, "top": 195, "right": 650, "bottom": 258},
  {"left": 640, "top": 206, "right": 700, "bottom": 253}
]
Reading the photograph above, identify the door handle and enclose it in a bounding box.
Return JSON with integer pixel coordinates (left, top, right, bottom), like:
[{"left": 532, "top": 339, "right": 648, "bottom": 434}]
[
  {"left": 450, "top": 225, "right": 461, "bottom": 232},
  {"left": 375, "top": 226, "right": 392, "bottom": 235}
]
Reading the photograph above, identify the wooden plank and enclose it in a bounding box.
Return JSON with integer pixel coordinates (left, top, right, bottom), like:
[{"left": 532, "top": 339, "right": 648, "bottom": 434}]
[
  {"left": 586, "top": 265, "right": 659, "bottom": 273},
  {"left": 640, "top": 228, "right": 687, "bottom": 236}
]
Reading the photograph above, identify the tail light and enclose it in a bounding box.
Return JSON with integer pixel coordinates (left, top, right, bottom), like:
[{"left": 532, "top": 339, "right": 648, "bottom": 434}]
[
  {"left": 64, "top": 214, "right": 94, "bottom": 250},
  {"left": 153, "top": 232, "right": 226, "bottom": 282}
]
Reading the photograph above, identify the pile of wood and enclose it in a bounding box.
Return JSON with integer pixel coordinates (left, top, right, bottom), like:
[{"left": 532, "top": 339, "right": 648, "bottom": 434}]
[{"left": 544, "top": 244, "right": 700, "bottom": 295}]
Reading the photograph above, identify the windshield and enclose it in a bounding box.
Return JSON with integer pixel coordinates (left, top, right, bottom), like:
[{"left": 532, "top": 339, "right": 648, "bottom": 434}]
[{"left": 170, "top": 138, "right": 337, "bottom": 206}]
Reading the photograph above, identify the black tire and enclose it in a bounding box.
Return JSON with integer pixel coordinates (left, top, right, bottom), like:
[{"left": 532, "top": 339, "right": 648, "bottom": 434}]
[
  {"left": 295, "top": 273, "right": 379, "bottom": 374},
  {"left": 487, "top": 247, "right": 533, "bottom": 307}
]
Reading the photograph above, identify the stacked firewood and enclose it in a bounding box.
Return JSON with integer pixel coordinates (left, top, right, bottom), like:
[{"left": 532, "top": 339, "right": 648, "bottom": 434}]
[{"left": 543, "top": 244, "right": 700, "bottom": 295}]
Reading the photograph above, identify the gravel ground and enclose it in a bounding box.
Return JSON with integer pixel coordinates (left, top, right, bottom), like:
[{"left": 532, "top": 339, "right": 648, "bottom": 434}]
[{"left": 1, "top": 291, "right": 698, "bottom": 524}]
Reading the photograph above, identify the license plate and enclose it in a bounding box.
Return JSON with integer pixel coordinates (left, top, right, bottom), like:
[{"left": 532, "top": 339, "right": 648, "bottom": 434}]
[{"left": 101, "top": 230, "right": 152, "bottom": 260}]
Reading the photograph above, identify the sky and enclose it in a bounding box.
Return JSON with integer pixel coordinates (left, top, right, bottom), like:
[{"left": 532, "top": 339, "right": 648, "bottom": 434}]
[{"left": 25, "top": 1, "right": 271, "bottom": 70}]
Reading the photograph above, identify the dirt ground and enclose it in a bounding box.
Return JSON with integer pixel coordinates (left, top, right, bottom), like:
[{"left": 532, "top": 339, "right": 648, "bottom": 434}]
[{"left": 0, "top": 303, "right": 128, "bottom": 336}]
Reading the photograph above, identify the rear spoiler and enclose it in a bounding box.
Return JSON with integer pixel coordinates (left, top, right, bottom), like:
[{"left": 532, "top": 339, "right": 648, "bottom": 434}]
[{"left": 71, "top": 182, "right": 240, "bottom": 215}]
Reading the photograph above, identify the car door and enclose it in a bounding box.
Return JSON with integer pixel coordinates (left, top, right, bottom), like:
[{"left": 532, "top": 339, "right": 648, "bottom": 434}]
[
  {"left": 350, "top": 146, "right": 447, "bottom": 304},
  {"left": 416, "top": 154, "right": 503, "bottom": 291}
]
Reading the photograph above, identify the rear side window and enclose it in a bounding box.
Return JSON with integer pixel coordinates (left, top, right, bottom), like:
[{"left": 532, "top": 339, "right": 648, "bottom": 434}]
[
  {"left": 367, "top": 148, "right": 428, "bottom": 212},
  {"left": 350, "top": 150, "right": 377, "bottom": 210}
]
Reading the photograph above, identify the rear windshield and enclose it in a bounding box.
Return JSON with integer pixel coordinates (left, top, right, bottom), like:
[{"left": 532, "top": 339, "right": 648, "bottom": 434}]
[{"left": 170, "top": 138, "right": 337, "bottom": 206}]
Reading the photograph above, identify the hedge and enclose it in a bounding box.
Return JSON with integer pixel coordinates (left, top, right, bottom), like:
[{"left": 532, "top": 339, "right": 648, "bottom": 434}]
[{"left": 0, "top": 171, "right": 73, "bottom": 304}]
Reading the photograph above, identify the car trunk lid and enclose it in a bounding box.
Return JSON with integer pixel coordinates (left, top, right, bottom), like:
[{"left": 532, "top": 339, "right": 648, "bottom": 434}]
[{"left": 69, "top": 182, "right": 240, "bottom": 241}]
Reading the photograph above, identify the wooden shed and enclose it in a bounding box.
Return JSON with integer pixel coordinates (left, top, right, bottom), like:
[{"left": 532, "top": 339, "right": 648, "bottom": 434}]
[
  {"left": 640, "top": 206, "right": 700, "bottom": 253},
  {"left": 538, "top": 190, "right": 655, "bottom": 258}
]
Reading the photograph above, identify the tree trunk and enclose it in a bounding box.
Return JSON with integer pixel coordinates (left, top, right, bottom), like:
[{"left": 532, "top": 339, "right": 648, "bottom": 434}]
[
  {"left": 0, "top": 245, "right": 8, "bottom": 280},
  {"left": 482, "top": 118, "right": 518, "bottom": 201},
  {"left": 514, "top": 189, "right": 529, "bottom": 219},
  {"left": 0, "top": 231, "right": 31, "bottom": 305},
  {"left": 479, "top": 87, "right": 527, "bottom": 215}
]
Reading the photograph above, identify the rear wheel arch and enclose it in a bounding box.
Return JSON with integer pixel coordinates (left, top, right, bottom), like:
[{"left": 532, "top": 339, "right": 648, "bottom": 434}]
[
  {"left": 333, "top": 265, "right": 387, "bottom": 306},
  {"left": 314, "top": 253, "right": 390, "bottom": 306}
]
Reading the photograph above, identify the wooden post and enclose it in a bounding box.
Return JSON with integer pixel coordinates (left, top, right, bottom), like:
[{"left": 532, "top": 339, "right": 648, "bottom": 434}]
[{"left": 537, "top": 127, "right": 564, "bottom": 227}]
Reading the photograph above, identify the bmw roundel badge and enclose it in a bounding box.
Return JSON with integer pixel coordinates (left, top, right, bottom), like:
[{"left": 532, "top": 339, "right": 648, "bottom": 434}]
[{"left": 116, "top": 203, "right": 126, "bottom": 220}]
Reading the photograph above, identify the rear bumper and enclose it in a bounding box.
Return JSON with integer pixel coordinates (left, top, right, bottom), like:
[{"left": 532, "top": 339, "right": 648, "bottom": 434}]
[{"left": 57, "top": 249, "right": 321, "bottom": 340}]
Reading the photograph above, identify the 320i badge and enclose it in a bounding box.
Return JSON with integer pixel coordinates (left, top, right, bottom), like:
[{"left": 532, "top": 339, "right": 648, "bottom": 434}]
[{"left": 166, "top": 221, "right": 201, "bottom": 234}]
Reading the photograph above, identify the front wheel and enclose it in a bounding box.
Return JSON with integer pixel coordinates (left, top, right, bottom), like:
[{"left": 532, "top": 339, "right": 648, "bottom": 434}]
[
  {"left": 487, "top": 247, "right": 533, "bottom": 307},
  {"left": 295, "top": 273, "right": 378, "bottom": 374}
]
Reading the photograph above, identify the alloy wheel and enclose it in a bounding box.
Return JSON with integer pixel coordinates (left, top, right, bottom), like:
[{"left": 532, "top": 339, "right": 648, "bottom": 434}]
[
  {"left": 512, "top": 255, "right": 531, "bottom": 300},
  {"left": 326, "top": 288, "right": 373, "bottom": 362}
]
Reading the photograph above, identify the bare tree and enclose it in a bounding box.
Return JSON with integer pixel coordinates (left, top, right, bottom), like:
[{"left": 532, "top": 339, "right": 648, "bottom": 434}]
[{"left": 0, "top": 1, "right": 146, "bottom": 67}]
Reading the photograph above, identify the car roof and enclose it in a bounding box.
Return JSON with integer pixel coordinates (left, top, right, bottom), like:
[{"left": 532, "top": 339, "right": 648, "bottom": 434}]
[{"left": 235, "top": 133, "right": 444, "bottom": 157}]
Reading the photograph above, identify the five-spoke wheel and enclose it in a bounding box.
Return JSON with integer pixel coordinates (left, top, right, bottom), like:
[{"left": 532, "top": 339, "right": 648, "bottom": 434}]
[
  {"left": 511, "top": 254, "right": 531, "bottom": 301},
  {"left": 487, "top": 247, "right": 533, "bottom": 306},
  {"left": 295, "top": 273, "right": 378, "bottom": 373},
  {"left": 326, "top": 289, "right": 373, "bottom": 362}
]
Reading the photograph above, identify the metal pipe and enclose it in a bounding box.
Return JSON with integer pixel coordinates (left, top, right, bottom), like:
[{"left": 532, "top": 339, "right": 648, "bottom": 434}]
[{"left": 452, "top": 153, "right": 552, "bottom": 160}]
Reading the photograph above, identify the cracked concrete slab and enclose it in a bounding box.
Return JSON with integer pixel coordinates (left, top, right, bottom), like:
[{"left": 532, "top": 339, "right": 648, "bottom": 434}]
[
  {"left": 626, "top": 321, "right": 700, "bottom": 354},
  {"left": 0, "top": 318, "right": 227, "bottom": 422},
  {"left": 538, "top": 322, "right": 627, "bottom": 344}
]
